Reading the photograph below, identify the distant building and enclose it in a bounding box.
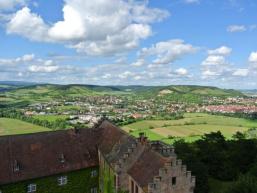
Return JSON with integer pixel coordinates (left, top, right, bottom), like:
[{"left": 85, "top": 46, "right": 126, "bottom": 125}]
[{"left": 0, "top": 121, "right": 195, "bottom": 193}]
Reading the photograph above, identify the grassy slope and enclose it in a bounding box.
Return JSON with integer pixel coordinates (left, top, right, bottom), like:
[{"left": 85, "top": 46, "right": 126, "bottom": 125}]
[
  {"left": 0, "top": 118, "right": 51, "bottom": 136},
  {"left": 122, "top": 113, "right": 257, "bottom": 142}
]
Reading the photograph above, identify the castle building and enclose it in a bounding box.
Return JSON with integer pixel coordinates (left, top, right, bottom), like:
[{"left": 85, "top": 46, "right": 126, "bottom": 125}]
[{"left": 0, "top": 120, "right": 195, "bottom": 193}]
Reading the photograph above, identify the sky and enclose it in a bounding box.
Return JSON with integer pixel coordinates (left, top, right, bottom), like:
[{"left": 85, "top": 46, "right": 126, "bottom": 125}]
[{"left": 0, "top": 0, "right": 257, "bottom": 89}]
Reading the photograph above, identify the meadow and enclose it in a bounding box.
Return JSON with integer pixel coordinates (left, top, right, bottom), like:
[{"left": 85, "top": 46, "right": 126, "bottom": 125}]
[
  {"left": 0, "top": 118, "right": 51, "bottom": 136},
  {"left": 122, "top": 113, "right": 257, "bottom": 143}
]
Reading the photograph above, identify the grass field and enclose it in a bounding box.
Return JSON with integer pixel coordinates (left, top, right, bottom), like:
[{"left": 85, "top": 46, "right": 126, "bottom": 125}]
[
  {"left": 0, "top": 118, "right": 51, "bottom": 136},
  {"left": 122, "top": 113, "right": 257, "bottom": 143}
]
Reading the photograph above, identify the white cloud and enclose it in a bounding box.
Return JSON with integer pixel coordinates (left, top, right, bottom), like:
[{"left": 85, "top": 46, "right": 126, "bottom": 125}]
[
  {"left": 131, "top": 59, "right": 145, "bottom": 67},
  {"left": 102, "top": 73, "right": 112, "bottom": 79},
  {"left": 6, "top": 0, "right": 169, "bottom": 56},
  {"left": 118, "top": 71, "right": 134, "bottom": 79},
  {"left": 202, "top": 55, "right": 226, "bottom": 66},
  {"left": 48, "top": 5, "right": 85, "bottom": 41},
  {"left": 0, "top": 54, "right": 60, "bottom": 74},
  {"left": 227, "top": 25, "right": 246, "bottom": 32},
  {"left": 0, "top": 53, "right": 34, "bottom": 65},
  {"left": 7, "top": 7, "right": 49, "bottom": 42},
  {"left": 201, "top": 46, "right": 232, "bottom": 79},
  {"left": 232, "top": 68, "right": 249, "bottom": 76},
  {"left": 175, "top": 68, "right": 188, "bottom": 76},
  {"left": 248, "top": 52, "right": 257, "bottom": 65},
  {"left": 208, "top": 46, "right": 232, "bottom": 56},
  {"left": 28, "top": 65, "right": 59, "bottom": 73},
  {"left": 21, "top": 54, "right": 35, "bottom": 62},
  {"left": 0, "top": 0, "right": 26, "bottom": 11},
  {"left": 202, "top": 69, "right": 220, "bottom": 77},
  {"left": 140, "top": 39, "right": 197, "bottom": 67}
]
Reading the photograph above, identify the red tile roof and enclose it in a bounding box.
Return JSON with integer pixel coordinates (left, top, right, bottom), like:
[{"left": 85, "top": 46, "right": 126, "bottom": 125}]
[{"left": 0, "top": 129, "right": 100, "bottom": 185}]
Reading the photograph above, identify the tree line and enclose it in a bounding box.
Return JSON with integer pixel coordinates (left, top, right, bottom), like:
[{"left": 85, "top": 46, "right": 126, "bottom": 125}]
[
  {"left": 173, "top": 131, "right": 257, "bottom": 193},
  {"left": 0, "top": 110, "right": 69, "bottom": 130}
]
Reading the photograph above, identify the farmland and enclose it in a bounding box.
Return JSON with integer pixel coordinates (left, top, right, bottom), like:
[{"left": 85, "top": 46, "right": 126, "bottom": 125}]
[
  {"left": 122, "top": 113, "right": 257, "bottom": 143},
  {"left": 0, "top": 118, "right": 51, "bottom": 136}
]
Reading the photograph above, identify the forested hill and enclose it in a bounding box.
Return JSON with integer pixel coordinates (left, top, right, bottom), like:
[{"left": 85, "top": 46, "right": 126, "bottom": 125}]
[{"left": 0, "top": 83, "right": 245, "bottom": 106}]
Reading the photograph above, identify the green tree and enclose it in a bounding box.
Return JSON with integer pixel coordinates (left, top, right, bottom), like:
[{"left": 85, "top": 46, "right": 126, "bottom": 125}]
[{"left": 225, "top": 175, "right": 257, "bottom": 193}]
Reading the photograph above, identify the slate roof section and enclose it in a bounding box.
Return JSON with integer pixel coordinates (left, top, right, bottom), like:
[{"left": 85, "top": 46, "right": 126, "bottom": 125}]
[
  {"left": 127, "top": 147, "right": 168, "bottom": 189},
  {"left": 98, "top": 120, "right": 137, "bottom": 166},
  {"left": 0, "top": 128, "right": 100, "bottom": 185}
]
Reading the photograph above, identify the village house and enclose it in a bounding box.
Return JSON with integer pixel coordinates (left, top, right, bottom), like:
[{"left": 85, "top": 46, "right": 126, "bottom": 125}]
[{"left": 0, "top": 120, "right": 195, "bottom": 193}]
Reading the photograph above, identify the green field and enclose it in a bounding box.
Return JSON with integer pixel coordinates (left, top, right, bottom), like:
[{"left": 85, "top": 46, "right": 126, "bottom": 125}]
[
  {"left": 0, "top": 118, "right": 51, "bottom": 136},
  {"left": 122, "top": 113, "right": 257, "bottom": 143}
]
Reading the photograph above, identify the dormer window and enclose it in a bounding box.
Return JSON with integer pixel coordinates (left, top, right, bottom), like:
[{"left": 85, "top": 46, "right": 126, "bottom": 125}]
[
  {"left": 172, "top": 177, "right": 176, "bottom": 186},
  {"left": 27, "top": 184, "right": 36, "bottom": 192},
  {"left": 13, "top": 160, "right": 20, "bottom": 172},
  {"left": 59, "top": 154, "right": 65, "bottom": 163},
  {"left": 91, "top": 170, "right": 98, "bottom": 178},
  {"left": 90, "top": 187, "right": 97, "bottom": 193},
  {"left": 58, "top": 176, "right": 67, "bottom": 186}
]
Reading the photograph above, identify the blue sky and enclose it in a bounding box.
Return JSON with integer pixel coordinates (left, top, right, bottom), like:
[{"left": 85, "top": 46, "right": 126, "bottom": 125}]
[{"left": 0, "top": 0, "right": 257, "bottom": 89}]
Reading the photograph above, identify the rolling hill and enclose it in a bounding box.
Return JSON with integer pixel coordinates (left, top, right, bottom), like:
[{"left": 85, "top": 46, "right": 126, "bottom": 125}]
[{"left": 0, "top": 83, "right": 245, "bottom": 106}]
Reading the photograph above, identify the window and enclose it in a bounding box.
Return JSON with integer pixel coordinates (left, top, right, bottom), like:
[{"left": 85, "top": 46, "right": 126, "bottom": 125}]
[
  {"left": 58, "top": 176, "right": 67, "bottom": 186},
  {"left": 135, "top": 185, "right": 139, "bottom": 193},
  {"left": 91, "top": 187, "right": 97, "bottom": 193},
  {"left": 172, "top": 177, "right": 176, "bottom": 186},
  {"left": 13, "top": 160, "right": 20, "bottom": 172},
  {"left": 131, "top": 180, "right": 134, "bottom": 193},
  {"left": 27, "top": 184, "right": 36, "bottom": 193},
  {"left": 114, "top": 175, "right": 119, "bottom": 188},
  {"left": 114, "top": 175, "right": 117, "bottom": 187},
  {"left": 59, "top": 153, "right": 65, "bottom": 163},
  {"left": 91, "top": 170, "right": 98, "bottom": 177}
]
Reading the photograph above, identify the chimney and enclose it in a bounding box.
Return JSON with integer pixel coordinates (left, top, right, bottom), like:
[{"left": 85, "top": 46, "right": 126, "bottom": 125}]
[{"left": 138, "top": 132, "right": 148, "bottom": 144}]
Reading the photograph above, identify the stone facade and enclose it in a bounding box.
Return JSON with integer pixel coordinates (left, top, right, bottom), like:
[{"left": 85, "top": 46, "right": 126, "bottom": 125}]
[{"left": 98, "top": 125, "right": 195, "bottom": 193}]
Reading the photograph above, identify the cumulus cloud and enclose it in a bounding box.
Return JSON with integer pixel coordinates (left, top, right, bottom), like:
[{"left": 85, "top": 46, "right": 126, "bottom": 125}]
[
  {"left": 248, "top": 52, "right": 257, "bottom": 68},
  {"left": 6, "top": 0, "right": 169, "bottom": 56},
  {"left": 0, "top": 0, "right": 26, "bottom": 11},
  {"left": 0, "top": 54, "right": 34, "bottom": 65},
  {"left": 207, "top": 46, "right": 232, "bottom": 56},
  {"left": 138, "top": 39, "right": 197, "bottom": 68},
  {"left": 201, "top": 46, "right": 232, "bottom": 78},
  {"left": 232, "top": 69, "right": 249, "bottom": 77},
  {"left": 202, "top": 55, "right": 226, "bottom": 66},
  {"left": 227, "top": 25, "right": 246, "bottom": 32},
  {"left": 175, "top": 68, "right": 188, "bottom": 76},
  {"left": 0, "top": 54, "right": 60, "bottom": 75},
  {"left": 6, "top": 7, "right": 49, "bottom": 42},
  {"left": 118, "top": 71, "right": 134, "bottom": 79},
  {"left": 28, "top": 65, "right": 59, "bottom": 73},
  {"left": 131, "top": 59, "right": 145, "bottom": 67}
]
